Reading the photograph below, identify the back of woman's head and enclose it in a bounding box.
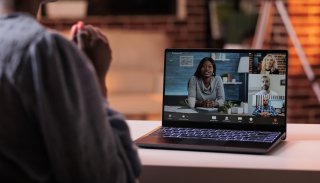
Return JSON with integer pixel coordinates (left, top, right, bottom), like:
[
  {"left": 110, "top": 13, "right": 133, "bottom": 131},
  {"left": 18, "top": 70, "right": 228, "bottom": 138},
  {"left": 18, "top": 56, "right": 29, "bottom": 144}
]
[
  {"left": 194, "top": 57, "right": 216, "bottom": 77},
  {"left": 0, "top": 0, "right": 14, "bottom": 8},
  {"left": 0, "top": 0, "right": 57, "bottom": 14}
]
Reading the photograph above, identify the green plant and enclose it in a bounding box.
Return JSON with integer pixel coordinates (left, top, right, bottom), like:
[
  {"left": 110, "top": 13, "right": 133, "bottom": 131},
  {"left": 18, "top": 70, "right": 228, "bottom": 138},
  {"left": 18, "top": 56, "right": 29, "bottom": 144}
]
[
  {"left": 221, "top": 73, "right": 228, "bottom": 78},
  {"left": 218, "top": 101, "right": 235, "bottom": 113}
]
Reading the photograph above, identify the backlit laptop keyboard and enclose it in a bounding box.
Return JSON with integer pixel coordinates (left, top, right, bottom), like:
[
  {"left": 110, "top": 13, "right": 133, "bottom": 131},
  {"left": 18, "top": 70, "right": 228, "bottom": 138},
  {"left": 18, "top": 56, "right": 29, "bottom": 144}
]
[{"left": 153, "top": 127, "right": 281, "bottom": 143}]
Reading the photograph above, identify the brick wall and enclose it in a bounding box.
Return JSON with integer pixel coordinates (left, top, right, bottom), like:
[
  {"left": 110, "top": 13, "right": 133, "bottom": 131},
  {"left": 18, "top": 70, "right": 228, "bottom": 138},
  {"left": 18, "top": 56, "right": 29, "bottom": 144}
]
[
  {"left": 42, "top": 0, "right": 208, "bottom": 48},
  {"left": 264, "top": 0, "right": 320, "bottom": 123}
]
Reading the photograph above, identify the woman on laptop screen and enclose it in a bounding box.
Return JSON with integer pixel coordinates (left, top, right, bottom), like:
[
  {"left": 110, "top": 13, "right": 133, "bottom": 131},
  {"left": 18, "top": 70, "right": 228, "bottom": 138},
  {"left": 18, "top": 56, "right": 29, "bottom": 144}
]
[
  {"left": 260, "top": 54, "right": 279, "bottom": 74},
  {"left": 187, "top": 57, "right": 225, "bottom": 108}
]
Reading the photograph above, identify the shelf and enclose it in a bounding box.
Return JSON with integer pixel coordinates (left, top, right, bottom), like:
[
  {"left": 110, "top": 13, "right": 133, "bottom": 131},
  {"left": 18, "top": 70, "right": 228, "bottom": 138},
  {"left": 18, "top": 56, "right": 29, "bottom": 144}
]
[
  {"left": 214, "top": 59, "right": 231, "bottom": 61},
  {"left": 223, "top": 82, "right": 242, "bottom": 85}
]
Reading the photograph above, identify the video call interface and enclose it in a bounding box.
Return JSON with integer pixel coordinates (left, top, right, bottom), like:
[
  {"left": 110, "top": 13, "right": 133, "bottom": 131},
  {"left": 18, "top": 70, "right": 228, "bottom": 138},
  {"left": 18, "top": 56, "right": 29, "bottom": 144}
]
[{"left": 163, "top": 50, "right": 287, "bottom": 125}]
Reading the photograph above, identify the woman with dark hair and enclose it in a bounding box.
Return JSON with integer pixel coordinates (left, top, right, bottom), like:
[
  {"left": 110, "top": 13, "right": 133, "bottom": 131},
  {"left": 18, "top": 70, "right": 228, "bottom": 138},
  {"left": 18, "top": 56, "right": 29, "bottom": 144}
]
[{"left": 188, "top": 57, "right": 225, "bottom": 108}]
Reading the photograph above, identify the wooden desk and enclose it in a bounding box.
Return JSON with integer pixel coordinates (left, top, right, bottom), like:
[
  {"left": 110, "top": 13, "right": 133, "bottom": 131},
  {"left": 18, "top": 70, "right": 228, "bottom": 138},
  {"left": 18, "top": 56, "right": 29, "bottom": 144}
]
[{"left": 127, "top": 120, "right": 320, "bottom": 183}]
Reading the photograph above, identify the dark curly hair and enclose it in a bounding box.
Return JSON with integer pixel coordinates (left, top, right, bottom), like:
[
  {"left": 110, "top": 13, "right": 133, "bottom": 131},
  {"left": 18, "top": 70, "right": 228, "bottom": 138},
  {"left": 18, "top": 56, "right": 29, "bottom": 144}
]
[{"left": 194, "top": 57, "right": 216, "bottom": 77}]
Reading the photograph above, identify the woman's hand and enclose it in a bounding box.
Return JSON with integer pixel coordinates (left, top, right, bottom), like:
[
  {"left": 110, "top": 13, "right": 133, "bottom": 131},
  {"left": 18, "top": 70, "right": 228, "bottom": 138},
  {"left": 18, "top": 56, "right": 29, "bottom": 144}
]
[
  {"left": 199, "top": 100, "right": 218, "bottom": 108},
  {"left": 70, "top": 21, "right": 112, "bottom": 97}
]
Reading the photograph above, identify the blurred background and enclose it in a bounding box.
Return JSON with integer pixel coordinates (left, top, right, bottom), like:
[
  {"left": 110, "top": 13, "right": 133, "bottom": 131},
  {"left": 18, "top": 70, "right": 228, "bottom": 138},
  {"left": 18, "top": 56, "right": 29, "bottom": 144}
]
[{"left": 40, "top": 0, "right": 320, "bottom": 123}]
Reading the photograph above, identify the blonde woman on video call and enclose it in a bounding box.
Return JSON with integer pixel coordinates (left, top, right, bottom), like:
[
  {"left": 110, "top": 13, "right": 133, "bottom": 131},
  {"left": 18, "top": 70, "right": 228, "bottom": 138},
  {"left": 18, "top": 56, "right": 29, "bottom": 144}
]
[{"left": 260, "top": 54, "right": 279, "bottom": 74}]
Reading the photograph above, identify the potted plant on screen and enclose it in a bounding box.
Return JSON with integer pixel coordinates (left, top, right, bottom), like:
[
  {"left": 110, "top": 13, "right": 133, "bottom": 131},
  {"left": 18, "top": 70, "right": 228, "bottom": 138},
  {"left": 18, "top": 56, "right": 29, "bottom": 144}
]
[
  {"left": 218, "top": 101, "right": 235, "bottom": 114},
  {"left": 221, "top": 73, "right": 228, "bottom": 83}
]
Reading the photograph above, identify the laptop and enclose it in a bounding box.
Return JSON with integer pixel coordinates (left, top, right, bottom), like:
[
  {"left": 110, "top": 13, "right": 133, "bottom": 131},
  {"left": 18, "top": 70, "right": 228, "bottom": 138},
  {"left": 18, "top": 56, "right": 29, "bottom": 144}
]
[{"left": 135, "top": 49, "right": 288, "bottom": 154}]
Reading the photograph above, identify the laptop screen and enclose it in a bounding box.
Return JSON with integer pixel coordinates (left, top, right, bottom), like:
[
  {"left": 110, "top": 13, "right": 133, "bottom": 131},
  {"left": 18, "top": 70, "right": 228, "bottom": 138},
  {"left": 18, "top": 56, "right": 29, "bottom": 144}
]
[{"left": 163, "top": 49, "right": 287, "bottom": 129}]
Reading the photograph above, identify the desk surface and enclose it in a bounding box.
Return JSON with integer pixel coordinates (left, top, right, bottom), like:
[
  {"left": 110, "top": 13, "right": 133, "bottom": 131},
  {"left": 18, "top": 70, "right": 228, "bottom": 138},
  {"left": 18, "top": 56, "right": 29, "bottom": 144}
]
[{"left": 127, "top": 120, "right": 320, "bottom": 183}]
